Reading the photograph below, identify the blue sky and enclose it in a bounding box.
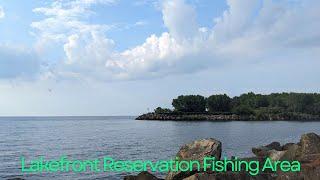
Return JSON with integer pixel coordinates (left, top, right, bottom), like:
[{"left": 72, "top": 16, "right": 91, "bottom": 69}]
[
  {"left": 0, "top": 0, "right": 227, "bottom": 50},
  {"left": 0, "top": 0, "right": 319, "bottom": 116}
]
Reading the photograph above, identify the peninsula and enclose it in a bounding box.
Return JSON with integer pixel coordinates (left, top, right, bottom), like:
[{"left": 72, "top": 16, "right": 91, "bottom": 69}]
[{"left": 136, "top": 92, "right": 320, "bottom": 121}]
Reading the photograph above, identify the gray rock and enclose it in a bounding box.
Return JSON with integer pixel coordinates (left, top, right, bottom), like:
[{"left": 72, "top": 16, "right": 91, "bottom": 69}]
[
  {"left": 281, "top": 144, "right": 302, "bottom": 161},
  {"left": 267, "top": 143, "right": 303, "bottom": 162},
  {"left": 267, "top": 150, "right": 287, "bottom": 161},
  {"left": 165, "top": 138, "right": 222, "bottom": 180},
  {"left": 300, "top": 133, "right": 320, "bottom": 156},
  {"left": 282, "top": 143, "right": 295, "bottom": 151},
  {"left": 252, "top": 142, "right": 282, "bottom": 157}
]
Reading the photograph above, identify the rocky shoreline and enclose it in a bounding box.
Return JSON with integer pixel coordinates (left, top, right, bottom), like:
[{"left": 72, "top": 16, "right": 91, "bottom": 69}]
[
  {"left": 136, "top": 113, "right": 320, "bottom": 121},
  {"left": 124, "top": 132, "right": 320, "bottom": 180}
]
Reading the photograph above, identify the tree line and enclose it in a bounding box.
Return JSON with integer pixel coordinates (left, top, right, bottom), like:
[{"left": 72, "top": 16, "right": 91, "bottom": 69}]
[{"left": 154, "top": 92, "right": 320, "bottom": 116}]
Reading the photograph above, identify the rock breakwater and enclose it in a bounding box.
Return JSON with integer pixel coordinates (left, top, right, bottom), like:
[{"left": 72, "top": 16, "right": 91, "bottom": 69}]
[
  {"left": 136, "top": 113, "right": 320, "bottom": 121},
  {"left": 125, "top": 133, "right": 320, "bottom": 180}
]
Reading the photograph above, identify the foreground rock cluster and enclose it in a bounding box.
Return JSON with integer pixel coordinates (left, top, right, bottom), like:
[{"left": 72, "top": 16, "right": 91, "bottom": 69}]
[{"left": 124, "top": 133, "right": 320, "bottom": 180}]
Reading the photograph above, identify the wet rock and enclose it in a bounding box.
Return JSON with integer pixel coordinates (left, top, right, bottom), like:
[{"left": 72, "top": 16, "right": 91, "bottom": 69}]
[
  {"left": 165, "top": 138, "right": 222, "bottom": 180},
  {"left": 124, "top": 171, "right": 161, "bottom": 180},
  {"left": 252, "top": 142, "right": 282, "bottom": 157}
]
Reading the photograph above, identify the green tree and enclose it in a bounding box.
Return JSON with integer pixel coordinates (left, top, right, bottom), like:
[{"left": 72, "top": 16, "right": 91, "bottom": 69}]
[
  {"left": 269, "top": 93, "right": 288, "bottom": 108},
  {"left": 154, "top": 107, "right": 172, "bottom": 114},
  {"left": 172, "top": 95, "right": 206, "bottom": 112},
  {"left": 255, "top": 95, "right": 269, "bottom": 107},
  {"left": 207, "top": 94, "right": 231, "bottom": 112},
  {"left": 287, "top": 93, "right": 315, "bottom": 112},
  {"left": 233, "top": 92, "right": 257, "bottom": 108},
  {"left": 310, "top": 102, "right": 320, "bottom": 115},
  {"left": 232, "top": 104, "right": 254, "bottom": 115}
]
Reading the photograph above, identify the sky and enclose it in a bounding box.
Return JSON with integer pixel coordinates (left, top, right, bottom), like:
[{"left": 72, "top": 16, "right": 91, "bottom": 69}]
[{"left": 0, "top": 0, "right": 319, "bottom": 116}]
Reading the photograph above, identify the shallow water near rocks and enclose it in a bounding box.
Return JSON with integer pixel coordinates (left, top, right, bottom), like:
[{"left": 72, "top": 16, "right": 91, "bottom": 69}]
[{"left": 1, "top": 116, "right": 320, "bottom": 180}]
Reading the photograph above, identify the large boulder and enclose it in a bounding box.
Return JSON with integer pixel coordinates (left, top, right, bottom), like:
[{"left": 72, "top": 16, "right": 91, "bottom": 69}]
[
  {"left": 300, "top": 133, "right": 320, "bottom": 156},
  {"left": 267, "top": 144, "right": 302, "bottom": 162},
  {"left": 278, "top": 133, "right": 320, "bottom": 161},
  {"left": 252, "top": 134, "right": 320, "bottom": 162},
  {"left": 252, "top": 133, "right": 320, "bottom": 162},
  {"left": 252, "top": 142, "right": 282, "bottom": 158},
  {"left": 281, "top": 144, "right": 302, "bottom": 161},
  {"left": 165, "top": 138, "right": 222, "bottom": 180}
]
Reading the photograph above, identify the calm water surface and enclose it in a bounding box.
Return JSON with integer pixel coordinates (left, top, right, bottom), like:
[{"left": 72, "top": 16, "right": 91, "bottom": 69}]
[{"left": 1, "top": 116, "right": 320, "bottom": 180}]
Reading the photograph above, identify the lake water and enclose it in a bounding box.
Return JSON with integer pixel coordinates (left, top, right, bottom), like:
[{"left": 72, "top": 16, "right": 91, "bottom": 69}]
[{"left": 1, "top": 116, "right": 320, "bottom": 180}]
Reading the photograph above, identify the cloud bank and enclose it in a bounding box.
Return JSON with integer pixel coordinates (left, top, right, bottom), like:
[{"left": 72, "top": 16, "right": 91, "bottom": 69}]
[{"left": 29, "top": 0, "right": 320, "bottom": 81}]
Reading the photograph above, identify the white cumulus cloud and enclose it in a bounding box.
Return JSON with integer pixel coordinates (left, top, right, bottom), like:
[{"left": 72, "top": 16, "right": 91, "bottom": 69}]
[
  {"left": 106, "top": 0, "right": 320, "bottom": 80},
  {"left": 31, "top": 0, "right": 320, "bottom": 81},
  {"left": 0, "top": 6, "right": 5, "bottom": 19},
  {"left": 31, "top": 0, "right": 117, "bottom": 80}
]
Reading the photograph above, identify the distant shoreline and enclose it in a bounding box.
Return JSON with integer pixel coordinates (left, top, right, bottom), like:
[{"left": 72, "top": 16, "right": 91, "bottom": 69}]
[
  {"left": 136, "top": 112, "right": 320, "bottom": 121},
  {"left": 139, "top": 92, "right": 320, "bottom": 122}
]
